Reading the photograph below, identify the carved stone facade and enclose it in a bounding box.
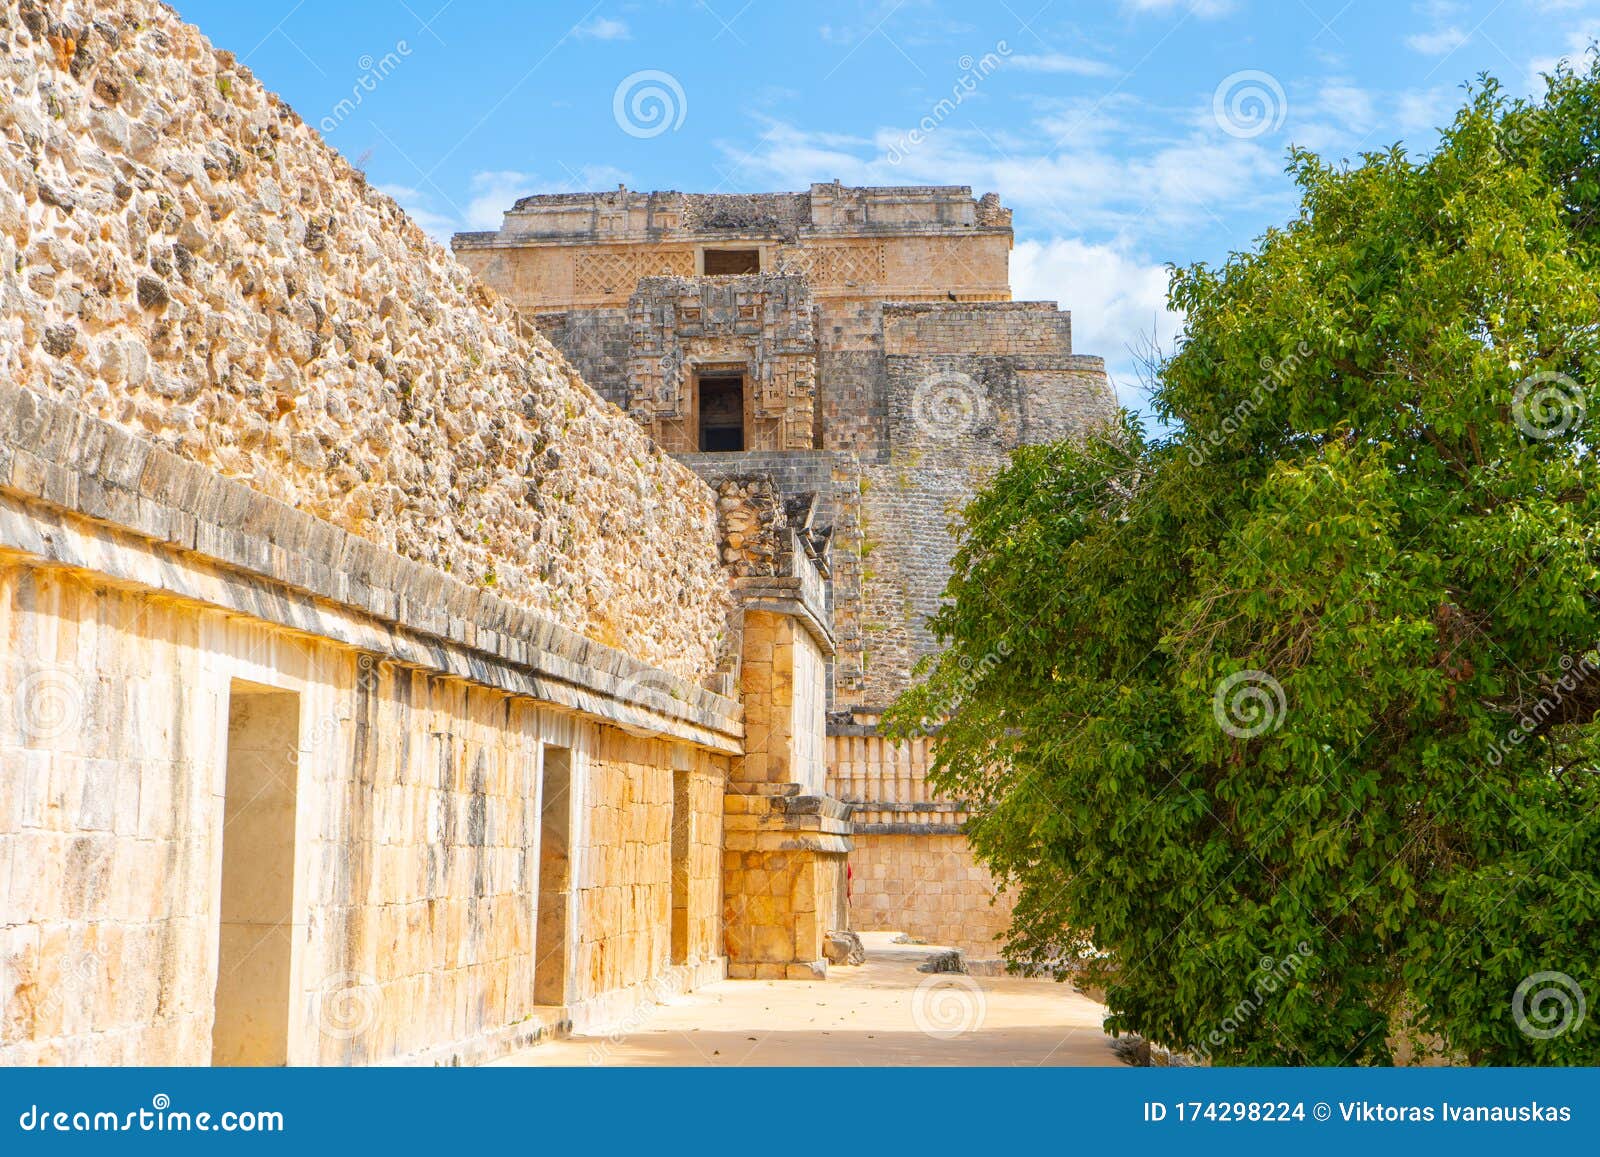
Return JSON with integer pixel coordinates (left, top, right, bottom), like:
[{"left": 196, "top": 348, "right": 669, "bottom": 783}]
[
  {"left": 624, "top": 275, "right": 817, "bottom": 453},
  {"left": 454, "top": 183, "right": 1118, "bottom": 960}
]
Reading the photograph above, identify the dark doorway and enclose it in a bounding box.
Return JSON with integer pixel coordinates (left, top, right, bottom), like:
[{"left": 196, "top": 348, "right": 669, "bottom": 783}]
[
  {"left": 703, "top": 248, "right": 760, "bottom": 275},
  {"left": 698, "top": 374, "right": 745, "bottom": 452}
]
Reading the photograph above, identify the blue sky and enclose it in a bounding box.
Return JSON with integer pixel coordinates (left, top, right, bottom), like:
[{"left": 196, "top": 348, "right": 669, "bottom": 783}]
[{"left": 172, "top": 0, "right": 1595, "bottom": 413}]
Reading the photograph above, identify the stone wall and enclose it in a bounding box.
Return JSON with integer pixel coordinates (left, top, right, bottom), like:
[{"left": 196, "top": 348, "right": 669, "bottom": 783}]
[
  {"left": 720, "top": 553, "right": 850, "bottom": 981},
  {"left": 453, "top": 183, "right": 1013, "bottom": 312},
  {"left": 734, "top": 610, "right": 825, "bottom": 796},
  {"left": 0, "top": 557, "right": 730, "bottom": 1065},
  {"left": 459, "top": 183, "right": 1117, "bottom": 705},
  {"left": 527, "top": 295, "right": 1117, "bottom": 707},
  {"left": 853, "top": 304, "right": 1115, "bottom": 703},
  {"left": 574, "top": 731, "right": 727, "bottom": 1012},
  {"left": 0, "top": 0, "right": 728, "bottom": 683},
  {"left": 452, "top": 177, "right": 1119, "bottom": 961},
  {"left": 848, "top": 833, "right": 1014, "bottom": 958},
  {"left": 826, "top": 724, "right": 1014, "bottom": 957},
  {"left": 0, "top": 380, "right": 740, "bottom": 1064}
]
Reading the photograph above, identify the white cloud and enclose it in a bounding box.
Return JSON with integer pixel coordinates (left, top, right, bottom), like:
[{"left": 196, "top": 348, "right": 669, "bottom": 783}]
[
  {"left": 1394, "top": 86, "right": 1457, "bottom": 137},
  {"left": 378, "top": 167, "right": 633, "bottom": 244},
  {"left": 463, "top": 170, "right": 539, "bottom": 230},
  {"left": 1286, "top": 82, "right": 1465, "bottom": 159},
  {"left": 574, "top": 16, "right": 630, "bottom": 40},
  {"left": 1529, "top": 21, "right": 1600, "bottom": 90},
  {"left": 1316, "top": 82, "right": 1378, "bottom": 133},
  {"left": 376, "top": 183, "right": 459, "bottom": 243},
  {"left": 1008, "top": 53, "right": 1120, "bottom": 77},
  {"left": 1011, "top": 237, "right": 1185, "bottom": 416},
  {"left": 1119, "top": 0, "right": 1237, "bottom": 17},
  {"left": 1406, "top": 26, "right": 1467, "bottom": 54},
  {"left": 717, "top": 116, "right": 1287, "bottom": 245}
]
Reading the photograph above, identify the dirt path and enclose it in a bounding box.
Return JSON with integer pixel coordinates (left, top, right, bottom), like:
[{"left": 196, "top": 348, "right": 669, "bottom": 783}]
[{"left": 494, "top": 932, "right": 1120, "bottom": 1067}]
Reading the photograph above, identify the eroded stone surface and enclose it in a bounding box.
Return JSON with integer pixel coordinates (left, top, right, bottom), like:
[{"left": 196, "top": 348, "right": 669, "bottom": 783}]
[{"left": 0, "top": 0, "right": 728, "bottom": 682}]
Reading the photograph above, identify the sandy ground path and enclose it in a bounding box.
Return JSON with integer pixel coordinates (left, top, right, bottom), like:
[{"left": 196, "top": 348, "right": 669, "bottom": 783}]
[{"left": 494, "top": 932, "right": 1120, "bottom": 1067}]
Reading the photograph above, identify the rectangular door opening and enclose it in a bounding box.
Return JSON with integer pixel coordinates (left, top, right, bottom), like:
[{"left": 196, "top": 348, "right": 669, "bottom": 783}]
[
  {"left": 670, "top": 768, "right": 692, "bottom": 966},
  {"left": 698, "top": 373, "right": 745, "bottom": 452},
  {"left": 703, "top": 248, "right": 760, "bottom": 275},
  {"left": 534, "top": 745, "right": 573, "bottom": 1006},
  {"left": 212, "top": 681, "right": 300, "bottom": 1066}
]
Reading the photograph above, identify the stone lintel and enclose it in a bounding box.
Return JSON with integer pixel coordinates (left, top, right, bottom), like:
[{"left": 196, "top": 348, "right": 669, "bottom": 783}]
[{"left": 731, "top": 573, "right": 834, "bottom": 654}]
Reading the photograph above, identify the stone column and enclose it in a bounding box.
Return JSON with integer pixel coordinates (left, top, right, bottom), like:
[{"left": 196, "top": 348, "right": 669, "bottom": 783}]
[{"left": 721, "top": 558, "right": 852, "bottom": 980}]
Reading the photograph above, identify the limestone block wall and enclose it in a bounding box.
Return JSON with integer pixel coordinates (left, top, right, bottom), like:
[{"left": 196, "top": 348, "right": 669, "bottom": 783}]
[
  {"left": 733, "top": 610, "right": 825, "bottom": 796},
  {"left": 453, "top": 184, "right": 1013, "bottom": 314},
  {"left": 720, "top": 561, "right": 849, "bottom": 981},
  {"left": 826, "top": 726, "right": 1014, "bottom": 957},
  {"left": 529, "top": 307, "right": 632, "bottom": 411},
  {"left": 0, "top": 381, "right": 741, "bottom": 1065},
  {"left": 722, "top": 832, "right": 849, "bottom": 980},
  {"left": 624, "top": 275, "right": 817, "bottom": 453},
  {"left": 670, "top": 304, "right": 1115, "bottom": 708},
  {"left": 575, "top": 731, "right": 726, "bottom": 1001},
  {"left": 848, "top": 833, "right": 1014, "bottom": 957},
  {"left": 850, "top": 305, "right": 1116, "bottom": 705},
  {"left": 0, "top": 559, "right": 730, "bottom": 1065},
  {"left": 816, "top": 299, "right": 890, "bottom": 457},
  {"left": 0, "top": 0, "right": 728, "bottom": 682}
]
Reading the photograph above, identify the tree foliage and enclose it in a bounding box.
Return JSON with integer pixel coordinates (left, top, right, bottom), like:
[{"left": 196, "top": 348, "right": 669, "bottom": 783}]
[{"left": 887, "top": 62, "right": 1600, "bottom": 1064}]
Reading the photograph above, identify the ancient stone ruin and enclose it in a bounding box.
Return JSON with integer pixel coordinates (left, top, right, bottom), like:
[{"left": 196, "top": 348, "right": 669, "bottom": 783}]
[
  {"left": 455, "top": 183, "right": 1115, "bottom": 955},
  {"left": 1, "top": 0, "right": 1112, "bottom": 1065}
]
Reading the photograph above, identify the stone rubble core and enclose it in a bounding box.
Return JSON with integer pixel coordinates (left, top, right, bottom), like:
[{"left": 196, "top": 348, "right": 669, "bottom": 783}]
[
  {"left": 454, "top": 182, "right": 1118, "bottom": 957},
  {"left": 0, "top": 0, "right": 728, "bottom": 685}
]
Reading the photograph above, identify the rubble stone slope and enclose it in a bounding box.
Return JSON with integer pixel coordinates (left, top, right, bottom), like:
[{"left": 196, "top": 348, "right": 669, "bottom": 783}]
[{"left": 0, "top": 0, "right": 728, "bottom": 680}]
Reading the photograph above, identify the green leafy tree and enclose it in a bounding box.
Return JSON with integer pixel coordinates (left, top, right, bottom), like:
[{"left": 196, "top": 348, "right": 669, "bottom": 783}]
[{"left": 888, "top": 63, "right": 1600, "bottom": 1065}]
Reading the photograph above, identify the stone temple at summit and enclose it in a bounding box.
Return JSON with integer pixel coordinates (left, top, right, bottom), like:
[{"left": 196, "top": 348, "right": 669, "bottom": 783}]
[{"left": 453, "top": 182, "right": 1116, "bottom": 956}]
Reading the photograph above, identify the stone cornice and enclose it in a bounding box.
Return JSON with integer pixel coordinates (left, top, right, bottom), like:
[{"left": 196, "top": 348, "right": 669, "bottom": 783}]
[{"left": 0, "top": 383, "right": 743, "bottom": 753}]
